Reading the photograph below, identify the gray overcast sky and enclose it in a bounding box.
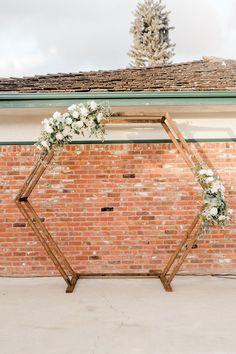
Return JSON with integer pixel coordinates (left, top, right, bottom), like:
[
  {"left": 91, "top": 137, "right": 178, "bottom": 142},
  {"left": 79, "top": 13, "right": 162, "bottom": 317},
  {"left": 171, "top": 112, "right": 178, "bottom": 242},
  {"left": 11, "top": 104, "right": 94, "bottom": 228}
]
[{"left": 0, "top": 0, "right": 236, "bottom": 77}]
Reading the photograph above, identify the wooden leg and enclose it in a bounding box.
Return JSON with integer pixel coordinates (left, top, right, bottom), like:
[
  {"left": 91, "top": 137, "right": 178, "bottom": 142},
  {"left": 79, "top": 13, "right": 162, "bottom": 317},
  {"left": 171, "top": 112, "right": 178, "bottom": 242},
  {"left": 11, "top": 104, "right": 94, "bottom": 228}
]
[
  {"left": 159, "top": 115, "right": 206, "bottom": 292},
  {"left": 161, "top": 213, "right": 201, "bottom": 277},
  {"left": 66, "top": 274, "right": 80, "bottom": 293},
  {"left": 17, "top": 200, "right": 79, "bottom": 293},
  {"left": 159, "top": 275, "right": 173, "bottom": 292},
  {"left": 15, "top": 150, "right": 79, "bottom": 293},
  {"left": 159, "top": 216, "right": 202, "bottom": 292}
]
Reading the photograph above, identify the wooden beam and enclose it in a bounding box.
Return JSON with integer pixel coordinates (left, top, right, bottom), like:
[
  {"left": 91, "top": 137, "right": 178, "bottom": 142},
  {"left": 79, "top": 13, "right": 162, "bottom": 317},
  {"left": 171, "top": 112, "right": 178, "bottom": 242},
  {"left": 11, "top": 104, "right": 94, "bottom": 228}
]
[{"left": 15, "top": 149, "right": 79, "bottom": 293}]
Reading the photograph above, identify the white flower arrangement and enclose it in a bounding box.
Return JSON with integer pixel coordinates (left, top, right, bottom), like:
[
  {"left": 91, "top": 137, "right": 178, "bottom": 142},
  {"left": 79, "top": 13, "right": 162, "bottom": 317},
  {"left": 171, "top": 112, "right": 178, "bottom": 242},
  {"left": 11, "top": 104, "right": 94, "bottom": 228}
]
[
  {"left": 195, "top": 167, "right": 232, "bottom": 231},
  {"left": 36, "top": 101, "right": 111, "bottom": 151}
]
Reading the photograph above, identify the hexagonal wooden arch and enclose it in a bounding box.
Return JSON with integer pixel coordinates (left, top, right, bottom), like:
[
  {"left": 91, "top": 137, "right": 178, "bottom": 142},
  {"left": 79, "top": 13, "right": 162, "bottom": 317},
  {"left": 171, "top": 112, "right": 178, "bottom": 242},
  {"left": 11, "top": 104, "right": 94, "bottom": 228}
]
[{"left": 15, "top": 112, "right": 206, "bottom": 293}]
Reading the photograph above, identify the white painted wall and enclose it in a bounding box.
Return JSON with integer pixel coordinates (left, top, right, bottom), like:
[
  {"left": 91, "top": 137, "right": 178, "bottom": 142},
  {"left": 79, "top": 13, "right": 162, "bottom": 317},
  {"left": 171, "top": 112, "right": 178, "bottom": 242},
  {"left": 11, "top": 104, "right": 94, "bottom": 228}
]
[{"left": 0, "top": 106, "right": 236, "bottom": 142}]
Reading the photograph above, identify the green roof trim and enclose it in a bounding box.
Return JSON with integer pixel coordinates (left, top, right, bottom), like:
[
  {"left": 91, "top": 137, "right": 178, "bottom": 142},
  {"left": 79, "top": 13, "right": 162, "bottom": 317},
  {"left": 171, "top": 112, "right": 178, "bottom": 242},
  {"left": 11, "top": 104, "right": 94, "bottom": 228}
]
[
  {"left": 1, "top": 138, "right": 236, "bottom": 146},
  {"left": 0, "top": 91, "right": 236, "bottom": 108}
]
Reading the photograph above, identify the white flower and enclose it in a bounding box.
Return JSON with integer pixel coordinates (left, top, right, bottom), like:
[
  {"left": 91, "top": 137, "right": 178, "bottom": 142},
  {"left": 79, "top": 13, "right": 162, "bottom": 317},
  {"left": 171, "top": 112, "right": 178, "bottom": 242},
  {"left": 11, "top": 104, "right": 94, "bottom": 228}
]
[
  {"left": 199, "top": 169, "right": 207, "bottom": 175},
  {"left": 72, "top": 121, "right": 83, "bottom": 130},
  {"left": 228, "top": 209, "right": 233, "bottom": 215},
  {"left": 206, "top": 169, "right": 214, "bottom": 176},
  {"left": 210, "top": 207, "right": 218, "bottom": 216},
  {"left": 49, "top": 118, "right": 54, "bottom": 124},
  {"left": 211, "top": 181, "right": 223, "bottom": 194},
  {"left": 53, "top": 112, "right": 65, "bottom": 123},
  {"left": 44, "top": 125, "right": 53, "bottom": 134},
  {"left": 53, "top": 112, "right": 62, "bottom": 119},
  {"left": 59, "top": 117, "right": 65, "bottom": 123},
  {"left": 206, "top": 177, "right": 214, "bottom": 184},
  {"left": 72, "top": 111, "right": 79, "bottom": 119},
  {"left": 219, "top": 215, "right": 226, "bottom": 221},
  {"left": 62, "top": 126, "right": 71, "bottom": 137},
  {"left": 90, "top": 101, "right": 98, "bottom": 110},
  {"left": 63, "top": 113, "right": 70, "bottom": 119},
  {"left": 97, "top": 112, "right": 103, "bottom": 123},
  {"left": 42, "top": 118, "right": 49, "bottom": 125},
  {"left": 80, "top": 107, "right": 89, "bottom": 117},
  {"left": 55, "top": 132, "right": 64, "bottom": 141},
  {"left": 41, "top": 141, "right": 50, "bottom": 150},
  {"left": 77, "top": 121, "right": 84, "bottom": 129},
  {"left": 68, "top": 104, "right": 77, "bottom": 112},
  {"left": 210, "top": 198, "right": 218, "bottom": 206},
  {"left": 65, "top": 117, "right": 73, "bottom": 125}
]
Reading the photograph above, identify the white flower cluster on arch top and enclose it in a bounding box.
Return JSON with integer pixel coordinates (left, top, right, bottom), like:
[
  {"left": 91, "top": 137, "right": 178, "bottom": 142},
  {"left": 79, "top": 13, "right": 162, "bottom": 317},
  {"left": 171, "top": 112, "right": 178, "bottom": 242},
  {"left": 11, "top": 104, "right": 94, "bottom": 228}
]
[
  {"left": 196, "top": 166, "right": 232, "bottom": 230},
  {"left": 36, "top": 101, "right": 111, "bottom": 151}
]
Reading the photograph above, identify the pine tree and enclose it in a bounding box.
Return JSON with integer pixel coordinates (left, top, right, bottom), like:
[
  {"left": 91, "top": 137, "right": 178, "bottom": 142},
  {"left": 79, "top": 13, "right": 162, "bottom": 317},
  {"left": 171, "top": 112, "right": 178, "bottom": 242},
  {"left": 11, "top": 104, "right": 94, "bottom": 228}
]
[{"left": 129, "top": 0, "right": 175, "bottom": 67}]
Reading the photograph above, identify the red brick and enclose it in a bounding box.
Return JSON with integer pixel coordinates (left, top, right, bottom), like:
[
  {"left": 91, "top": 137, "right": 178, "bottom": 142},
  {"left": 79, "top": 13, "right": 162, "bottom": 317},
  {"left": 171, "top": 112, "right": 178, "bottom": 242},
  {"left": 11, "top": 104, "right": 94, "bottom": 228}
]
[{"left": 0, "top": 142, "right": 235, "bottom": 276}]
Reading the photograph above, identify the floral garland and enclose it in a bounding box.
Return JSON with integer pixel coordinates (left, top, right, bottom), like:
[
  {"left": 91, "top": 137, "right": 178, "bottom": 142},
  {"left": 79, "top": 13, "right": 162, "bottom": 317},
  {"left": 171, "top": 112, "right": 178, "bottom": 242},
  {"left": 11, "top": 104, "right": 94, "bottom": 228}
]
[
  {"left": 36, "top": 101, "right": 111, "bottom": 151},
  {"left": 195, "top": 165, "right": 232, "bottom": 237}
]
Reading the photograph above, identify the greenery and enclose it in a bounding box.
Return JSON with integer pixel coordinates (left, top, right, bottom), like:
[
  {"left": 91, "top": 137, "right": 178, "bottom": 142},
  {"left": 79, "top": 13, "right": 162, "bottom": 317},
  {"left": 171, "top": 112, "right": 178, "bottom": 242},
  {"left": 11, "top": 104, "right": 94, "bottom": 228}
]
[
  {"left": 195, "top": 166, "right": 232, "bottom": 237},
  {"left": 36, "top": 101, "right": 111, "bottom": 151}
]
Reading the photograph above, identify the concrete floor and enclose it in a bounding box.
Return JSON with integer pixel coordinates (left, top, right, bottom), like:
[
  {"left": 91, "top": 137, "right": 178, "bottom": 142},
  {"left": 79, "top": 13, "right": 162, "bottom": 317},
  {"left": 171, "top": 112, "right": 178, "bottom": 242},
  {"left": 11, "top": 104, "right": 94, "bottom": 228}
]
[{"left": 1, "top": 276, "right": 236, "bottom": 354}]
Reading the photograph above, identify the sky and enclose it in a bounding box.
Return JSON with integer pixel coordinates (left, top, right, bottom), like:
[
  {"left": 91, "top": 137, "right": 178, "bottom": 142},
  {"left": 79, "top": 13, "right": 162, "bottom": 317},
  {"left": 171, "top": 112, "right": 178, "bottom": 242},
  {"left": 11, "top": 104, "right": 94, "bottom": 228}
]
[{"left": 0, "top": 0, "right": 236, "bottom": 77}]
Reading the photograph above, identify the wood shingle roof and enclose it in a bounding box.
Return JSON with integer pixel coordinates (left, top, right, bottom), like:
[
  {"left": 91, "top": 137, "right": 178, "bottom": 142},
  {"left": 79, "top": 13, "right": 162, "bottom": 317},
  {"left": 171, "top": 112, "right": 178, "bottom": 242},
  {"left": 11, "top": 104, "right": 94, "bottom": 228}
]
[{"left": 0, "top": 57, "right": 236, "bottom": 93}]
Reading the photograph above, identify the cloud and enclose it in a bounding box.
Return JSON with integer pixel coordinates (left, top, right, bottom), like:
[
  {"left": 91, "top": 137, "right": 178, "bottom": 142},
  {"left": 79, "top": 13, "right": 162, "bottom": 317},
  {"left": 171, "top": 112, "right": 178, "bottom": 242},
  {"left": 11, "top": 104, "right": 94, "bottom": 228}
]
[
  {"left": 0, "top": 31, "right": 59, "bottom": 77},
  {"left": 166, "top": 0, "right": 236, "bottom": 62},
  {"left": 0, "top": 0, "right": 235, "bottom": 77}
]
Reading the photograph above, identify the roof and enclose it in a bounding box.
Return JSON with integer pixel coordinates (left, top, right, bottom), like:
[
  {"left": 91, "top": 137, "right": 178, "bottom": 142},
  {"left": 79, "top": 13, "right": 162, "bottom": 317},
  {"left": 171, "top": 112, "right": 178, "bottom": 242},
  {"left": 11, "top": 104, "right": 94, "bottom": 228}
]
[{"left": 0, "top": 57, "right": 236, "bottom": 93}]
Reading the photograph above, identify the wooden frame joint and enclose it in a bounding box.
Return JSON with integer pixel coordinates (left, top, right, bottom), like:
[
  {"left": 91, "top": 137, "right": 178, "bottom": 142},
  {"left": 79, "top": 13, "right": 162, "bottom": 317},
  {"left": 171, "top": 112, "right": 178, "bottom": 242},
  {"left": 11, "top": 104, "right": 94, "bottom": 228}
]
[
  {"left": 159, "top": 275, "right": 173, "bottom": 292},
  {"left": 66, "top": 274, "right": 80, "bottom": 293},
  {"left": 19, "top": 197, "right": 28, "bottom": 202}
]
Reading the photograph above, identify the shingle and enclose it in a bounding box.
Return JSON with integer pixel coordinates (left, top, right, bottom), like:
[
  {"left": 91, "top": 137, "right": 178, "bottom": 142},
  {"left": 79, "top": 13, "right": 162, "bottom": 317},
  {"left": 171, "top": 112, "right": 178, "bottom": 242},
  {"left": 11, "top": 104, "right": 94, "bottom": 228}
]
[{"left": 0, "top": 58, "right": 236, "bottom": 93}]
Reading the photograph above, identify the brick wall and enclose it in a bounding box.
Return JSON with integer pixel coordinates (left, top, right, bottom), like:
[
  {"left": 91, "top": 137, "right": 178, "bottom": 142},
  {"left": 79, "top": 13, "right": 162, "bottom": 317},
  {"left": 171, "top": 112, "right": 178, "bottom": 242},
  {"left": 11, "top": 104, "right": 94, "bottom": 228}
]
[{"left": 0, "top": 142, "right": 235, "bottom": 276}]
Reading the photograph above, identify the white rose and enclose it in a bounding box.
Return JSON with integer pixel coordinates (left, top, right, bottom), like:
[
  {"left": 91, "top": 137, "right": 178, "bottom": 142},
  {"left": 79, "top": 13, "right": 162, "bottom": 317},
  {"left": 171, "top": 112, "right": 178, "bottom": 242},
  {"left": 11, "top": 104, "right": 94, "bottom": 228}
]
[
  {"left": 49, "top": 118, "right": 54, "bottom": 124},
  {"left": 63, "top": 113, "right": 70, "bottom": 118},
  {"left": 55, "top": 132, "right": 64, "bottom": 141},
  {"left": 211, "top": 181, "right": 221, "bottom": 193},
  {"left": 42, "top": 118, "right": 49, "bottom": 125},
  {"left": 206, "top": 169, "right": 214, "bottom": 176},
  {"left": 66, "top": 117, "right": 73, "bottom": 125},
  {"left": 72, "top": 121, "right": 83, "bottom": 130},
  {"left": 72, "top": 111, "right": 79, "bottom": 119},
  {"left": 76, "top": 121, "right": 84, "bottom": 129},
  {"left": 206, "top": 177, "right": 214, "bottom": 184},
  {"left": 219, "top": 215, "right": 226, "bottom": 221},
  {"left": 199, "top": 169, "right": 207, "bottom": 175},
  {"left": 68, "top": 104, "right": 77, "bottom": 111},
  {"left": 53, "top": 112, "right": 62, "bottom": 119},
  {"left": 72, "top": 122, "right": 77, "bottom": 130},
  {"left": 90, "top": 101, "right": 97, "bottom": 110},
  {"left": 80, "top": 107, "right": 89, "bottom": 117},
  {"left": 228, "top": 209, "right": 233, "bottom": 215},
  {"left": 62, "top": 126, "right": 71, "bottom": 137},
  {"left": 44, "top": 125, "right": 53, "bottom": 134},
  {"left": 210, "top": 198, "right": 218, "bottom": 206},
  {"left": 97, "top": 112, "right": 103, "bottom": 123},
  {"left": 210, "top": 207, "right": 218, "bottom": 216},
  {"left": 41, "top": 141, "right": 49, "bottom": 150}
]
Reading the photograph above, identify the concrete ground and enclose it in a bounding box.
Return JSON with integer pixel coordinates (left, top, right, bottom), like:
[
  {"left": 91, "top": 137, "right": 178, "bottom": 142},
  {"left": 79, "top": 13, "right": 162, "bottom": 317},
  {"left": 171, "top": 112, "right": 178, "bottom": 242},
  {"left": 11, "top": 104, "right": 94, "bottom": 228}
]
[{"left": 1, "top": 276, "right": 236, "bottom": 354}]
